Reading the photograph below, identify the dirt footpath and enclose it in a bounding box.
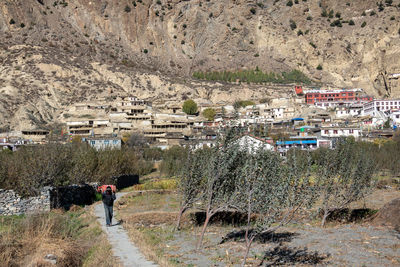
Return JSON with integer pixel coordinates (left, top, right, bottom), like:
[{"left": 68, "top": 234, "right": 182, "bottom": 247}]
[{"left": 94, "top": 193, "right": 158, "bottom": 267}]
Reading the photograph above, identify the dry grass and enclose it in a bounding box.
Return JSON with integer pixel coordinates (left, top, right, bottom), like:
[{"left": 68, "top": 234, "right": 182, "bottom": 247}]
[
  {"left": 0, "top": 206, "right": 118, "bottom": 267},
  {"left": 123, "top": 224, "right": 178, "bottom": 267},
  {"left": 117, "top": 191, "right": 185, "bottom": 266}
]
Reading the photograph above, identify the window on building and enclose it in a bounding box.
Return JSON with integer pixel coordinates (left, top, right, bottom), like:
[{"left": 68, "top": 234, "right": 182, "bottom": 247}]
[
  {"left": 90, "top": 141, "right": 95, "bottom": 145},
  {"left": 113, "top": 140, "right": 119, "bottom": 144},
  {"left": 104, "top": 140, "right": 109, "bottom": 145},
  {"left": 333, "top": 130, "right": 338, "bottom": 134},
  {"left": 349, "top": 129, "right": 354, "bottom": 134}
]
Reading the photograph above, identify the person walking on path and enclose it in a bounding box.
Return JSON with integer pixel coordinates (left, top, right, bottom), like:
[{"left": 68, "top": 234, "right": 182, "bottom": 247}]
[{"left": 102, "top": 186, "right": 116, "bottom": 226}]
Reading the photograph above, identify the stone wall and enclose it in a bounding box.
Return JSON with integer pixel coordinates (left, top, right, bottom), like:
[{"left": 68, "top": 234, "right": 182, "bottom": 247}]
[
  {"left": 0, "top": 184, "right": 98, "bottom": 215},
  {"left": 0, "top": 187, "right": 51, "bottom": 215}
]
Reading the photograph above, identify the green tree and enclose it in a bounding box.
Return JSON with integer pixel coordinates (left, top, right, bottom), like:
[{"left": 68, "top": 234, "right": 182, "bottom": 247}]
[
  {"left": 315, "top": 139, "right": 376, "bottom": 226},
  {"left": 177, "top": 148, "right": 210, "bottom": 229},
  {"left": 383, "top": 118, "right": 391, "bottom": 128},
  {"left": 238, "top": 149, "right": 316, "bottom": 265},
  {"left": 195, "top": 133, "right": 245, "bottom": 249},
  {"left": 182, "top": 99, "right": 198, "bottom": 115},
  {"left": 202, "top": 108, "right": 216, "bottom": 121},
  {"left": 160, "top": 146, "right": 188, "bottom": 177}
]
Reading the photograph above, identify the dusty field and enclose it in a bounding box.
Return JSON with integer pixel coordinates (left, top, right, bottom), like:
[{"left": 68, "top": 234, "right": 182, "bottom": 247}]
[{"left": 118, "top": 189, "right": 400, "bottom": 267}]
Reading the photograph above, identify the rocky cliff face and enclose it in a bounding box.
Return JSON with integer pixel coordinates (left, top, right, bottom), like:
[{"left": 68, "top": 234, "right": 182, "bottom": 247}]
[{"left": 0, "top": 0, "right": 399, "bottom": 130}]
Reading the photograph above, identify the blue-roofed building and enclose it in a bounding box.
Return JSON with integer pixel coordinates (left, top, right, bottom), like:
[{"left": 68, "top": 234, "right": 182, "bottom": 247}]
[{"left": 276, "top": 136, "right": 331, "bottom": 155}]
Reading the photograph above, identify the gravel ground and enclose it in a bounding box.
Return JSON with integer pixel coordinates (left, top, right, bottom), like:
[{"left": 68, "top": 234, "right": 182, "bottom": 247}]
[{"left": 165, "top": 224, "right": 400, "bottom": 266}]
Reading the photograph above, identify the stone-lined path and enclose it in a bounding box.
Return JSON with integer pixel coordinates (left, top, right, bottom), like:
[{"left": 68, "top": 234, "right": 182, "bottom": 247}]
[{"left": 94, "top": 192, "right": 158, "bottom": 267}]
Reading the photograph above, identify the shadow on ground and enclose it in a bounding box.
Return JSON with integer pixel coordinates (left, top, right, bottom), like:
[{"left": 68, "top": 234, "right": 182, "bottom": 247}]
[
  {"left": 259, "top": 246, "right": 329, "bottom": 266},
  {"left": 220, "top": 230, "right": 299, "bottom": 244},
  {"left": 324, "top": 208, "right": 378, "bottom": 223}
]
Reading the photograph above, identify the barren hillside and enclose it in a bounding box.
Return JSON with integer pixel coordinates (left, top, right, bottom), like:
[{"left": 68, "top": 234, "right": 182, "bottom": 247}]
[{"left": 0, "top": 0, "right": 399, "bottom": 130}]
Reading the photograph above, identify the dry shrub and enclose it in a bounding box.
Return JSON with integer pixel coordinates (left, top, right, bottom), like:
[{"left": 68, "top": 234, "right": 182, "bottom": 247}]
[
  {"left": 0, "top": 209, "right": 116, "bottom": 267},
  {"left": 0, "top": 212, "right": 86, "bottom": 266}
]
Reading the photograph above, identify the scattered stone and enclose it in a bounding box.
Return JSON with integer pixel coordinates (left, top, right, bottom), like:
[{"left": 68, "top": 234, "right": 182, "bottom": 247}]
[{"left": 44, "top": 254, "right": 57, "bottom": 265}]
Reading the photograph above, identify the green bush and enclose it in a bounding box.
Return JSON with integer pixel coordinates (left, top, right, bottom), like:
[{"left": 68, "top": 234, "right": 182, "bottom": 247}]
[
  {"left": 289, "top": 19, "right": 297, "bottom": 30},
  {"left": 349, "top": 20, "right": 355, "bottom": 25},
  {"left": 287, "top": 0, "right": 293, "bottom": 6},
  {"left": 330, "top": 19, "right": 342, "bottom": 27},
  {"left": 9, "top": 18, "right": 15, "bottom": 25},
  {"left": 316, "top": 64, "right": 323, "bottom": 70},
  {"left": 361, "top": 21, "right": 367, "bottom": 28},
  {"left": 250, "top": 8, "right": 256, "bottom": 14},
  {"left": 124, "top": 5, "right": 131, "bottom": 13}
]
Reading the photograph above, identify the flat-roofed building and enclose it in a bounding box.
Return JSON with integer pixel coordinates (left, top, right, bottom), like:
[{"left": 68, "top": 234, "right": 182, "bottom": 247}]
[{"left": 363, "top": 99, "right": 400, "bottom": 116}]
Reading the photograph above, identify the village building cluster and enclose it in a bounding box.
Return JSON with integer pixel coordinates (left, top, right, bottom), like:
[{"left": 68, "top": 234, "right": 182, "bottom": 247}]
[{"left": 1, "top": 86, "right": 399, "bottom": 153}]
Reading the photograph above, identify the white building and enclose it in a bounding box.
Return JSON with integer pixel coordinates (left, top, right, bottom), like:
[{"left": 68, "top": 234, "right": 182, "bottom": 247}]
[
  {"left": 237, "top": 135, "right": 274, "bottom": 153},
  {"left": 363, "top": 100, "right": 400, "bottom": 116},
  {"left": 389, "top": 110, "right": 400, "bottom": 125},
  {"left": 320, "top": 127, "right": 362, "bottom": 138},
  {"left": 335, "top": 105, "right": 362, "bottom": 118},
  {"left": 85, "top": 137, "right": 121, "bottom": 150}
]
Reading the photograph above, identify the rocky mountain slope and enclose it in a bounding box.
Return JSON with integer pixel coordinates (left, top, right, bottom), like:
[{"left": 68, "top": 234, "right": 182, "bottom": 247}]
[{"left": 0, "top": 0, "right": 399, "bottom": 130}]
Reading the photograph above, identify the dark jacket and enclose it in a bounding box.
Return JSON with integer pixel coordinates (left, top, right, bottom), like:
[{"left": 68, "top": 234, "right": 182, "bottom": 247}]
[{"left": 102, "top": 191, "right": 116, "bottom": 206}]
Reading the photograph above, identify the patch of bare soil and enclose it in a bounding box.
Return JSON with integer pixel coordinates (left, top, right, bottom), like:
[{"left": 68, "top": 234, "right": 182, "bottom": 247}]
[
  {"left": 125, "top": 211, "right": 181, "bottom": 227},
  {"left": 372, "top": 197, "right": 400, "bottom": 231}
]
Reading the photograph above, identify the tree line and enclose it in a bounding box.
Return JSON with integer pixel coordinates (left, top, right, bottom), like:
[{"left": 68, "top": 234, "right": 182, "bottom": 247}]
[
  {"left": 0, "top": 143, "right": 154, "bottom": 197},
  {"left": 192, "top": 69, "right": 312, "bottom": 85},
  {"left": 177, "top": 132, "right": 380, "bottom": 266}
]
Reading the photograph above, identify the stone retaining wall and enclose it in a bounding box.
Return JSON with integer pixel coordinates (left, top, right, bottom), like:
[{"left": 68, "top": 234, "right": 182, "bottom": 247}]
[
  {"left": 0, "top": 184, "right": 98, "bottom": 216},
  {"left": 0, "top": 187, "right": 51, "bottom": 215},
  {"left": 0, "top": 174, "right": 140, "bottom": 215}
]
